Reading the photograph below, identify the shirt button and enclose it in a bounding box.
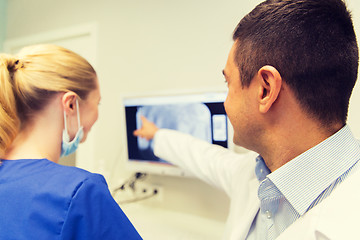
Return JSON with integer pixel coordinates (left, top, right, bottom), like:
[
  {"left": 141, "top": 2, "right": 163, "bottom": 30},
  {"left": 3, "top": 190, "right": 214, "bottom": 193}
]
[{"left": 265, "top": 210, "right": 272, "bottom": 219}]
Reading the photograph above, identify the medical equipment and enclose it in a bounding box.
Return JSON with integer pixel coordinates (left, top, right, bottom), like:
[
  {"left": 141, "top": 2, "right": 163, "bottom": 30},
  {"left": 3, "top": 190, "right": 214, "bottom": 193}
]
[{"left": 121, "top": 89, "right": 233, "bottom": 177}]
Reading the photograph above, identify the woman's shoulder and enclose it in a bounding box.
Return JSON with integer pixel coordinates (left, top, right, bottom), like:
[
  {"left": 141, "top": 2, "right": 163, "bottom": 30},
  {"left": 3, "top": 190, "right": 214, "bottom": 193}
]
[
  {"left": 41, "top": 159, "right": 107, "bottom": 188},
  {"left": 1, "top": 158, "right": 107, "bottom": 194}
]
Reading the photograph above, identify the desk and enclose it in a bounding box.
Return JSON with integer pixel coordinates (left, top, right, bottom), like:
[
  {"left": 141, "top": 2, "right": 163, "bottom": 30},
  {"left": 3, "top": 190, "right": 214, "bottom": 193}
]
[{"left": 121, "top": 203, "right": 226, "bottom": 240}]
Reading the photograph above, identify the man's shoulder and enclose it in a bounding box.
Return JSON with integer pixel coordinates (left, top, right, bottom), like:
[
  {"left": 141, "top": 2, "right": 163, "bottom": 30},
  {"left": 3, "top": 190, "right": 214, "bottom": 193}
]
[{"left": 277, "top": 167, "right": 360, "bottom": 239}]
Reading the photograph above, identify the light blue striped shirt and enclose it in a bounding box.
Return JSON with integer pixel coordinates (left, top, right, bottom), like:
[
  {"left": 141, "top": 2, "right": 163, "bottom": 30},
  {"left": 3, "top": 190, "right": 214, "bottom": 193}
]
[{"left": 246, "top": 125, "right": 360, "bottom": 239}]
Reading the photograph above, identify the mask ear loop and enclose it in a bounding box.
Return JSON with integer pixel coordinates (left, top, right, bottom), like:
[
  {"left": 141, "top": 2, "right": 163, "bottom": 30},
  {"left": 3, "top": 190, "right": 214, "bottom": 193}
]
[
  {"left": 63, "top": 109, "right": 69, "bottom": 140},
  {"left": 63, "top": 99, "right": 81, "bottom": 140},
  {"left": 75, "top": 99, "right": 81, "bottom": 129}
]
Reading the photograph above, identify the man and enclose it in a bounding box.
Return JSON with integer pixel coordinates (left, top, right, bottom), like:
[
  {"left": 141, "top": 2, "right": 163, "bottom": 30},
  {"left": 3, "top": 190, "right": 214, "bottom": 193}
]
[{"left": 135, "top": 0, "right": 360, "bottom": 239}]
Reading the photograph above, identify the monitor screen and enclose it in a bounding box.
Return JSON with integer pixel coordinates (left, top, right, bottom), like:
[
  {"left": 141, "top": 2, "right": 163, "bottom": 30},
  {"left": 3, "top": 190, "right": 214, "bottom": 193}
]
[{"left": 122, "top": 90, "right": 231, "bottom": 176}]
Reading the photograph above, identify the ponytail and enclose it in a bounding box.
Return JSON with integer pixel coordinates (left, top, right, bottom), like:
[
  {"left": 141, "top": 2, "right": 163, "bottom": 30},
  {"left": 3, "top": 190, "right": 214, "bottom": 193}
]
[{"left": 0, "top": 54, "right": 21, "bottom": 157}]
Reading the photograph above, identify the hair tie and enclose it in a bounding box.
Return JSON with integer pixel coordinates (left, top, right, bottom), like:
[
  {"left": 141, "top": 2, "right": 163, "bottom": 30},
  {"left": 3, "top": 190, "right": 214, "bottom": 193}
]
[{"left": 9, "top": 59, "right": 24, "bottom": 72}]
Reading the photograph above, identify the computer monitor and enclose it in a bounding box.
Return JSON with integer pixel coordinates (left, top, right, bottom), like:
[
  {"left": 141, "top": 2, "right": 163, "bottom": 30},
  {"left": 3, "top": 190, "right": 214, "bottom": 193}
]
[{"left": 122, "top": 90, "right": 232, "bottom": 177}]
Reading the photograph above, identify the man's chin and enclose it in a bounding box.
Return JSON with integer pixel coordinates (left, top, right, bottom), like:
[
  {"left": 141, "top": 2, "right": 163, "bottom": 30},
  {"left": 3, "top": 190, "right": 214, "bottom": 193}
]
[{"left": 232, "top": 135, "right": 241, "bottom": 146}]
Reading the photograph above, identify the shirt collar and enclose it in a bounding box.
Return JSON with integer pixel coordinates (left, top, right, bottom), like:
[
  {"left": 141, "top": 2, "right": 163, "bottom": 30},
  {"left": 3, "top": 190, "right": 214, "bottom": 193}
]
[
  {"left": 265, "top": 125, "right": 360, "bottom": 215},
  {"left": 255, "top": 155, "right": 271, "bottom": 181}
]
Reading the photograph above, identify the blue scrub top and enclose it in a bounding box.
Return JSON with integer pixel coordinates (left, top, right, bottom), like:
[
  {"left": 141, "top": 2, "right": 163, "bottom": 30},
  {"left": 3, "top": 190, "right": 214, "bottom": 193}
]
[{"left": 0, "top": 158, "right": 142, "bottom": 240}]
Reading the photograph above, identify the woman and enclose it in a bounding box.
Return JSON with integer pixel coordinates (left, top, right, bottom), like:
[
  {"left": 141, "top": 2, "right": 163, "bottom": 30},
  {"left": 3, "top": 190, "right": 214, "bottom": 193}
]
[{"left": 0, "top": 44, "right": 141, "bottom": 239}]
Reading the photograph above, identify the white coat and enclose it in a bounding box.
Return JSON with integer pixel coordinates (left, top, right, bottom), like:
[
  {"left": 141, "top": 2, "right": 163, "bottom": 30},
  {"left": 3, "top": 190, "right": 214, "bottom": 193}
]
[{"left": 154, "top": 129, "right": 360, "bottom": 240}]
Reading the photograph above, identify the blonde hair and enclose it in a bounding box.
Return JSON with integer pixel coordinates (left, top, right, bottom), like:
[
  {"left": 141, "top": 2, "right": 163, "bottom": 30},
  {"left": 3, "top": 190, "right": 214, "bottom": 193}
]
[{"left": 0, "top": 44, "right": 97, "bottom": 157}]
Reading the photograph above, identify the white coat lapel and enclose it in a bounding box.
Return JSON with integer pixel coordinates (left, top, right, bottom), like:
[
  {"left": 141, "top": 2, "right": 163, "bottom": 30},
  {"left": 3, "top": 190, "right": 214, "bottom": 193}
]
[
  {"left": 230, "top": 177, "right": 260, "bottom": 240},
  {"left": 276, "top": 169, "right": 360, "bottom": 240}
]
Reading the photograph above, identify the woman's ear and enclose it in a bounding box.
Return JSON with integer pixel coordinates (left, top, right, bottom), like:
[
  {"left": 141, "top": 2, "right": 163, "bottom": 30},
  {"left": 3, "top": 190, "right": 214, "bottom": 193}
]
[
  {"left": 62, "top": 92, "right": 78, "bottom": 115},
  {"left": 257, "top": 65, "right": 282, "bottom": 113}
]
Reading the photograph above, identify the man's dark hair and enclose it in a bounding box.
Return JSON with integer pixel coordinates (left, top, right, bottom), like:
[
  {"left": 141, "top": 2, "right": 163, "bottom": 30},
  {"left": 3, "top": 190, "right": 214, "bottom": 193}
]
[{"left": 233, "top": 0, "right": 359, "bottom": 125}]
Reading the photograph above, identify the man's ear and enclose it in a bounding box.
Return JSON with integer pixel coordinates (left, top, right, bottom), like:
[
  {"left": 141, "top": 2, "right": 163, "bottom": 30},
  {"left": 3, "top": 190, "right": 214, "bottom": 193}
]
[
  {"left": 257, "top": 65, "right": 282, "bottom": 113},
  {"left": 62, "top": 92, "right": 78, "bottom": 115}
]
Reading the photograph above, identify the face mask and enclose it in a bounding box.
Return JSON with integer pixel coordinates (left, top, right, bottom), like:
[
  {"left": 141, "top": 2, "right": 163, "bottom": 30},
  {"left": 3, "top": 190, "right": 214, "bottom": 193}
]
[{"left": 61, "top": 99, "right": 84, "bottom": 157}]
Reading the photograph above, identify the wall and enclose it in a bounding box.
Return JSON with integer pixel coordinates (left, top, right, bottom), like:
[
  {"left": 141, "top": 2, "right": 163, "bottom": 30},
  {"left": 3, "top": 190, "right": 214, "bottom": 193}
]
[
  {"left": 0, "top": 0, "right": 7, "bottom": 51},
  {"left": 346, "top": 0, "right": 360, "bottom": 137},
  {"left": 4, "top": 0, "right": 360, "bottom": 224}
]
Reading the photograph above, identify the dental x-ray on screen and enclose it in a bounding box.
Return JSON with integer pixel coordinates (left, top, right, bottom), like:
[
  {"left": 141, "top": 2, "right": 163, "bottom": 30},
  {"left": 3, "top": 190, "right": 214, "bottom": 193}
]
[{"left": 122, "top": 91, "right": 231, "bottom": 176}]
